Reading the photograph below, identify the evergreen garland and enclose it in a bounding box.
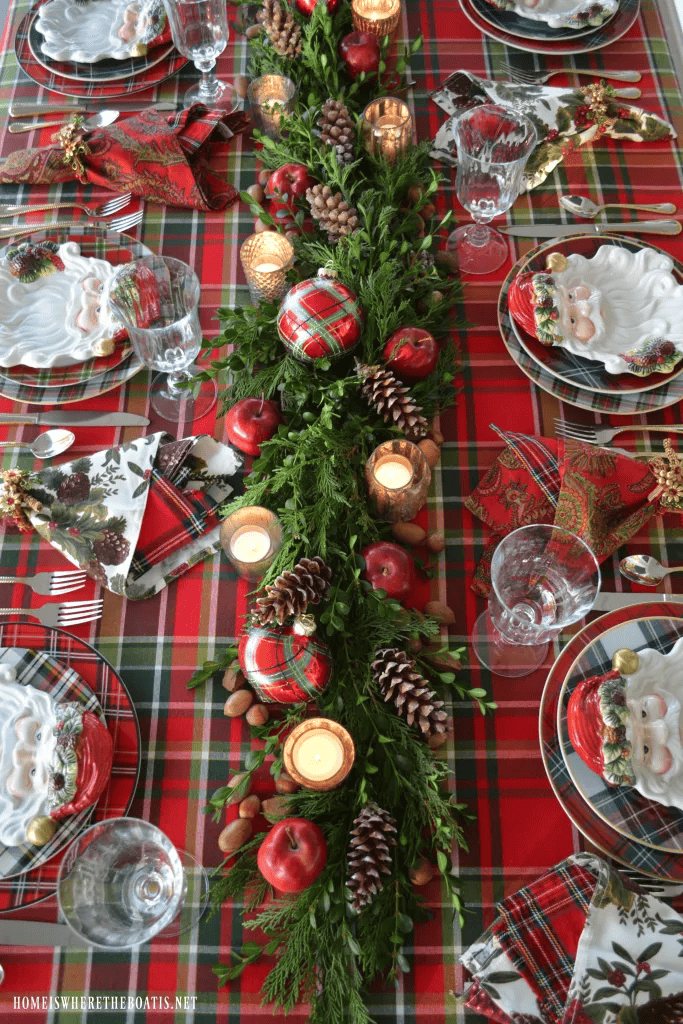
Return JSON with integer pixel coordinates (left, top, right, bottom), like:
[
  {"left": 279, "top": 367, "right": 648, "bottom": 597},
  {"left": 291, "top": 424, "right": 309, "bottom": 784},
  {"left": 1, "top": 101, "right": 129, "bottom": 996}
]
[{"left": 188, "top": 5, "right": 495, "bottom": 1020}]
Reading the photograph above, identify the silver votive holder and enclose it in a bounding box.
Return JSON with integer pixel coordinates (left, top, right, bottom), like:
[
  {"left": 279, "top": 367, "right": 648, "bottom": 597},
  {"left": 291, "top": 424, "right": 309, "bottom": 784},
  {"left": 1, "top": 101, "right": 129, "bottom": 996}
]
[
  {"left": 351, "top": 0, "right": 401, "bottom": 36},
  {"left": 240, "top": 233, "right": 295, "bottom": 304},
  {"left": 220, "top": 506, "right": 283, "bottom": 579},
  {"left": 361, "top": 96, "right": 413, "bottom": 164},
  {"left": 365, "top": 439, "right": 431, "bottom": 522},
  {"left": 247, "top": 75, "right": 296, "bottom": 139}
]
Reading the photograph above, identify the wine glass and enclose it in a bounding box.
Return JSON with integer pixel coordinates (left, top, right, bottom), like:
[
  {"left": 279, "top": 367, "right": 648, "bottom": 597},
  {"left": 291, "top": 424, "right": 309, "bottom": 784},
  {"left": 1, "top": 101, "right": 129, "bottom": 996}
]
[
  {"left": 162, "top": 0, "right": 235, "bottom": 109},
  {"left": 471, "top": 524, "right": 601, "bottom": 678},
  {"left": 107, "top": 255, "right": 217, "bottom": 423},
  {"left": 447, "top": 104, "right": 537, "bottom": 275},
  {"left": 57, "top": 818, "right": 208, "bottom": 949}
]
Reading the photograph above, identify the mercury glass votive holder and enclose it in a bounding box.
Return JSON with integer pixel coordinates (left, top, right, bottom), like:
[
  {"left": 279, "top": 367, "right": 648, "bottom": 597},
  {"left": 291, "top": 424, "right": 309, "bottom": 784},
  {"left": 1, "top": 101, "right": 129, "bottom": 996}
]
[
  {"left": 365, "top": 439, "right": 431, "bottom": 522},
  {"left": 219, "top": 506, "right": 283, "bottom": 579},
  {"left": 361, "top": 97, "right": 413, "bottom": 164},
  {"left": 282, "top": 717, "right": 355, "bottom": 791},
  {"left": 240, "top": 233, "right": 295, "bottom": 304},
  {"left": 247, "top": 75, "right": 296, "bottom": 139},
  {"left": 351, "top": 0, "right": 401, "bottom": 36}
]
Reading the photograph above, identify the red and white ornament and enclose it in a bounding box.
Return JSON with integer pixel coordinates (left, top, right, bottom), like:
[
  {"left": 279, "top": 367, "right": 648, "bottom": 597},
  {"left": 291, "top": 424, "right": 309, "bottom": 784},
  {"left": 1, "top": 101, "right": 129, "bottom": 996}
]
[
  {"left": 238, "top": 619, "right": 333, "bottom": 704},
  {"left": 277, "top": 275, "right": 363, "bottom": 365}
]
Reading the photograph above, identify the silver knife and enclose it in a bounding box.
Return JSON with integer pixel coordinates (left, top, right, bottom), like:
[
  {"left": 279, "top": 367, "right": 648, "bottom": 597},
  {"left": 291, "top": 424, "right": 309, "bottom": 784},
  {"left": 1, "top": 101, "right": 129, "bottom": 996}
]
[
  {"left": 0, "top": 411, "right": 149, "bottom": 427},
  {"left": 500, "top": 220, "right": 682, "bottom": 237},
  {"left": 0, "top": 919, "right": 89, "bottom": 947},
  {"left": 592, "top": 592, "right": 681, "bottom": 610},
  {"left": 9, "top": 101, "right": 177, "bottom": 116}
]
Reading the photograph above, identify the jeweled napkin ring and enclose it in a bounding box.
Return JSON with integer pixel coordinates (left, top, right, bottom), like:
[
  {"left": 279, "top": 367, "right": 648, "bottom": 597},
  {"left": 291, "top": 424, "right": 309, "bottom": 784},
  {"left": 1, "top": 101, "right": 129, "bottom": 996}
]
[{"left": 53, "top": 116, "right": 90, "bottom": 182}]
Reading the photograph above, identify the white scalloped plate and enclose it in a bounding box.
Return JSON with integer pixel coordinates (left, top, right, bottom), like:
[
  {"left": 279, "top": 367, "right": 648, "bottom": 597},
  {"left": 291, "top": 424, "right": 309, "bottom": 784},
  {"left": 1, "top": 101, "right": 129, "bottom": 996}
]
[{"left": 35, "top": 0, "right": 166, "bottom": 64}]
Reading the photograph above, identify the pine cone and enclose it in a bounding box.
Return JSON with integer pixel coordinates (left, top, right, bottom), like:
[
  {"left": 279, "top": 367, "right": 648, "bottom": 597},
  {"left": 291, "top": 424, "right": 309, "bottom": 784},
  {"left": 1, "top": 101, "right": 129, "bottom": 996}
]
[
  {"left": 255, "top": 556, "right": 332, "bottom": 626},
  {"left": 318, "top": 99, "right": 355, "bottom": 165},
  {"left": 407, "top": 250, "right": 436, "bottom": 280},
  {"left": 57, "top": 472, "right": 91, "bottom": 505},
  {"left": 306, "top": 184, "right": 360, "bottom": 241},
  {"left": 347, "top": 803, "right": 397, "bottom": 913},
  {"left": 637, "top": 991, "right": 683, "bottom": 1023},
  {"left": 92, "top": 529, "right": 130, "bottom": 566},
  {"left": 371, "top": 648, "right": 449, "bottom": 739},
  {"left": 356, "top": 363, "right": 429, "bottom": 442},
  {"left": 259, "top": 0, "right": 302, "bottom": 57}
]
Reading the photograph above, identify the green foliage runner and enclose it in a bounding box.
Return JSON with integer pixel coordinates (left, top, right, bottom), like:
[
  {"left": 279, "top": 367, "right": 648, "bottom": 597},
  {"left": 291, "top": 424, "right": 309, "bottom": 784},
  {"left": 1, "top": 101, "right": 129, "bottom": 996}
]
[{"left": 188, "top": 4, "right": 494, "bottom": 1020}]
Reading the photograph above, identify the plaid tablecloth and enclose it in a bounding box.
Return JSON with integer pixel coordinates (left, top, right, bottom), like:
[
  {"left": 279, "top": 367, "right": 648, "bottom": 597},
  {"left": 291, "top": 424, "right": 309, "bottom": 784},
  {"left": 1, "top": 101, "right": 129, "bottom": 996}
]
[{"left": 0, "top": 0, "right": 682, "bottom": 1021}]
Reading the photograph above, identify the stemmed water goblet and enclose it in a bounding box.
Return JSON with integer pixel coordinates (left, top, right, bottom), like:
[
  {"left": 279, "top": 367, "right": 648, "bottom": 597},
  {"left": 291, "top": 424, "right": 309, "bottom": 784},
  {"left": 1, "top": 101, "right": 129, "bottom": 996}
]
[
  {"left": 471, "top": 524, "right": 601, "bottom": 678},
  {"left": 447, "top": 103, "right": 537, "bottom": 275},
  {"left": 107, "top": 255, "right": 217, "bottom": 423},
  {"left": 57, "top": 818, "right": 208, "bottom": 949},
  {"left": 162, "top": 0, "right": 235, "bottom": 109}
]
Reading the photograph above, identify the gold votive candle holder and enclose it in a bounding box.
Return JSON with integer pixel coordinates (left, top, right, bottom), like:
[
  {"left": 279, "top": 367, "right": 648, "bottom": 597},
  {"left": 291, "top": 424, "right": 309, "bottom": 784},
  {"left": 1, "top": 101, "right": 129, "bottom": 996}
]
[
  {"left": 282, "top": 717, "right": 355, "bottom": 791},
  {"left": 361, "top": 97, "right": 413, "bottom": 164},
  {"left": 351, "top": 0, "right": 401, "bottom": 36},
  {"left": 220, "top": 506, "right": 283, "bottom": 579},
  {"left": 365, "top": 439, "right": 431, "bottom": 522},
  {"left": 247, "top": 74, "right": 296, "bottom": 139},
  {"left": 240, "top": 233, "right": 294, "bottom": 304}
]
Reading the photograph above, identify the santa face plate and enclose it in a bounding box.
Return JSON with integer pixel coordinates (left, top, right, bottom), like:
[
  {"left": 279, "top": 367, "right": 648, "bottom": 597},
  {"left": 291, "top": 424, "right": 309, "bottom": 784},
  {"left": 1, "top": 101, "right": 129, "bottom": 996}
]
[{"left": 481, "top": 0, "right": 617, "bottom": 30}]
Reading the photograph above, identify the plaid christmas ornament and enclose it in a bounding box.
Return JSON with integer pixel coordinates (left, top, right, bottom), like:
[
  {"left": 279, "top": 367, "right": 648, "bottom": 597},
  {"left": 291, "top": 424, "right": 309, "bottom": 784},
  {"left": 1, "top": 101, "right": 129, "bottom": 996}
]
[
  {"left": 238, "top": 619, "right": 333, "bottom": 704},
  {"left": 277, "top": 275, "right": 363, "bottom": 364}
]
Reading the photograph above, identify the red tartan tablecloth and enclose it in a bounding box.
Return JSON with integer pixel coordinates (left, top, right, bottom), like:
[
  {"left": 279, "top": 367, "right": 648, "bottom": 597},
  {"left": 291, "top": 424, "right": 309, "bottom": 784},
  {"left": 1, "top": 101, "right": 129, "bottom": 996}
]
[{"left": 0, "top": 0, "right": 683, "bottom": 1021}]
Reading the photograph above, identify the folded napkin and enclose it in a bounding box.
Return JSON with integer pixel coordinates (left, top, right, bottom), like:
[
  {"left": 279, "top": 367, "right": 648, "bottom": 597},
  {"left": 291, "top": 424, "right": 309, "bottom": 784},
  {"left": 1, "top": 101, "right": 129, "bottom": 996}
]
[
  {"left": 2, "top": 433, "right": 242, "bottom": 599},
  {"left": 465, "top": 426, "right": 675, "bottom": 596},
  {"left": 0, "top": 105, "right": 250, "bottom": 210},
  {"left": 461, "top": 853, "right": 683, "bottom": 1023},
  {"left": 430, "top": 71, "right": 676, "bottom": 192}
]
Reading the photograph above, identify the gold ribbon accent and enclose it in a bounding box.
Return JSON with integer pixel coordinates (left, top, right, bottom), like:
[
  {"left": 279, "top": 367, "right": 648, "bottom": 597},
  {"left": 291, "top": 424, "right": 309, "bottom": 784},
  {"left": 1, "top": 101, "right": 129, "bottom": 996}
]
[
  {"left": 52, "top": 115, "right": 91, "bottom": 183},
  {"left": 648, "top": 438, "right": 683, "bottom": 512},
  {"left": 0, "top": 469, "right": 41, "bottom": 532}
]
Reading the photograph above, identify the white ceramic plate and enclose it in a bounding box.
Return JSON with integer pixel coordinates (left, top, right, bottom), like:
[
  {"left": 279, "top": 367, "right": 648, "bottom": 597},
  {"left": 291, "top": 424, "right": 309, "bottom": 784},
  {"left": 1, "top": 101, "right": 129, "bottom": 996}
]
[
  {"left": 479, "top": 0, "right": 617, "bottom": 31},
  {"left": 35, "top": 0, "right": 166, "bottom": 64}
]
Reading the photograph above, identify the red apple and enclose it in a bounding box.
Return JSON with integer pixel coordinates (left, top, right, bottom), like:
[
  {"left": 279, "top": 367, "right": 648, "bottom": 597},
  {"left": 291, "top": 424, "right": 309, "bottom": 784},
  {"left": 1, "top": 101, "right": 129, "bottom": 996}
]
[
  {"left": 257, "top": 817, "right": 327, "bottom": 892},
  {"left": 295, "top": 0, "right": 340, "bottom": 15},
  {"left": 225, "top": 397, "right": 281, "bottom": 457},
  {"left": 361, "top": 541, "right": 415, "bottom": 601},
  {"left": 383, "top": 327, "right": 439, "bottom": 380},
  {"left": 339, "top": 31, "right": 380, "bottom": 79},
  {"left": 266, "top": 164, "right": 316, "bottom": 209}
]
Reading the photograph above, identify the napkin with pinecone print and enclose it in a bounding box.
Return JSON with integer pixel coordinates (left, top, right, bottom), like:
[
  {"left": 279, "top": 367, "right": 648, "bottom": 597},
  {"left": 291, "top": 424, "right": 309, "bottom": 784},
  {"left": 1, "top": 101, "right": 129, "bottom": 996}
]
[{"left": 21, "top": 432, "right": 242, "bottom": 600}]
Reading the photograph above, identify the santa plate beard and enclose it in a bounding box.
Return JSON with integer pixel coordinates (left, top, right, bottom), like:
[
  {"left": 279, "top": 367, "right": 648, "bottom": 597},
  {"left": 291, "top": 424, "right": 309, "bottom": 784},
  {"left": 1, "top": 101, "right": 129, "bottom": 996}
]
[
  {"left": 0, "top": 681, "right": 57, "bottom": 848},
  {"left": 626, "top": 688, "right": 683, "bottom": 808}
]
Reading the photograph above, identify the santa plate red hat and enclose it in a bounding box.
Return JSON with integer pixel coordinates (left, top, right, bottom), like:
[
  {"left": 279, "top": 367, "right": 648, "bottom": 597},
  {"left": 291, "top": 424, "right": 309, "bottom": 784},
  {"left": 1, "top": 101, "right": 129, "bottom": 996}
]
[{"left": 566, "top": 669, "right": 636, "bottom": 788}]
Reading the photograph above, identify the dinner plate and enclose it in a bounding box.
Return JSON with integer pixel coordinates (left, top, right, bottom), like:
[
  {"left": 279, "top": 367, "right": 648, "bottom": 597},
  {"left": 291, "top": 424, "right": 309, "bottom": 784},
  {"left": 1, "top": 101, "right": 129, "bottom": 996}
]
[
  {"left": 557, "top": 616, "right": 683, "bottom": 853},
  {"left": 471, "top": 0, "right": 613, "bottom": 41},
  {"left": 497, "top": 235, "right": 683, "bottom": 415},
  {"left": 0, "top": 621, "right": 140, "bottom": 911},
  {"left": 459, "top": 0, "right": 638, "bottom": 53},
  {"left": 540, "top": 603, "right": 683, "bottom": 879},
  {"left": 35, "top": 0, "right": 166, "bottom": 65},
  {"left": 0, "top": 227, "right": 148, "bottom": 405},
  {"left": 507, "top": 235, "right": 683, "bottom": 395},
  {"left": 15, "top": 11, "right": 187, "bottom": 99}
]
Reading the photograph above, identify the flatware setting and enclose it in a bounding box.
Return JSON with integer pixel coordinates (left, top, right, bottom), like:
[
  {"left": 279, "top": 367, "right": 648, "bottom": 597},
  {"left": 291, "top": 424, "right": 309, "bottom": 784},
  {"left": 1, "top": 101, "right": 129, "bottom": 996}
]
[
  {"left": 0, "top": 598, "right": 103, "bottom": 627},
  {"left": 619, "top": 554, "right": 683, "bottom": 586},
  {"left": 0, "top": 568, "right": 86, "bottom": 596},
  {"left": 558, "top": 194, "right": 677, "bottom": 218},
  {"left": 500, "top": 219, "right": 682, "bottom": 236},
  {"left": 497, "top": 63, "right": 642, "bottom": 84},
  {"left": 554, "top": 420, "right": 683, "bottom": 444},
  {"left": 0, "top": 192, "right": 131, "bottom": 219},
  {"left": 8, "top": 101, "right": 177, "bottom": 116},
  {"left": 8, "top": 109, "right": 120, "bottom": 134},
  {"left": 0, "top": 208, "right": 143, "bottom": 239},
  {"left": 0, "top": 411, "right": 149, "bottom": 427},
  {"left": 0, "top": 428, "right": 74, "bottom": 458}
]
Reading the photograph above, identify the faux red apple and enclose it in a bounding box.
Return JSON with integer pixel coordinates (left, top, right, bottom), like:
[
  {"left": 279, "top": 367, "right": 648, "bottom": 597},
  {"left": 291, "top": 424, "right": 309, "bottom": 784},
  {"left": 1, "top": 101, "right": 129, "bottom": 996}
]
[
  {"left": 361, "top": 541, "right": 415, "bottom": 602},
  {"left": 339, "top": 31, "right": 380, "bottom": 79},
  {"left": 383, "top": 327, "right": 439, "bottom": 380},
  {"left": 266, "top": 164, "right": 316, "bottom": 208},
  {"left": 295, "top": 0, "right": 340, "bottom": 16},
  {"left": 257, "top": 817, "right": 327, "bottom": 892},
  {"left": 225, "top": 397, "right": 281, "bottom": 457}
]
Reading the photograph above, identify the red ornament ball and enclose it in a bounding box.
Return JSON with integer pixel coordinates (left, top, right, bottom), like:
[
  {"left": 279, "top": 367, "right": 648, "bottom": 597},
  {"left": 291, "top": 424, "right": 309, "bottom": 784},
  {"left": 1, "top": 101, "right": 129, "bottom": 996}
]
[
  {"left": 277, "top": 277, "right": 363, "bottom": 365},
  {"left": 238, "top": 622, "right": 333, "bottom": 703},
  {"left": 295, "top": 0, "right": 341, "bottom": 16}
]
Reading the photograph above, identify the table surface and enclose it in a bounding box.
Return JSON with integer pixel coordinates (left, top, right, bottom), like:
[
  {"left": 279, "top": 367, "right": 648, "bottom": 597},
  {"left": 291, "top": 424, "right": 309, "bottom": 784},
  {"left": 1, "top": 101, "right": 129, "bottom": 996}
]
[{"left": 0, "top": 0, "right": 683, "bottom": 1021}]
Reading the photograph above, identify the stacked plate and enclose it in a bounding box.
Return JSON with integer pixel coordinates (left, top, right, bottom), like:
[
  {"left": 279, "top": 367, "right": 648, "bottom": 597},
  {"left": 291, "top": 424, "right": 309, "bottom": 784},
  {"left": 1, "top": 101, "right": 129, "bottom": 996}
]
[
  {"left": 540, "top": 603, "right": 683, "bottom": 880},
  {"left": 0, "top": 226, "right": 150, "bottom": 405},
  {"left": 15, "top": 0, "right": 187, "bottom": 99},
  {"left": 460, "top": 0, "right": 639, "bottom": 54},
  {"left": 497, "top": 233, "right": 683, "bottom": 416}
]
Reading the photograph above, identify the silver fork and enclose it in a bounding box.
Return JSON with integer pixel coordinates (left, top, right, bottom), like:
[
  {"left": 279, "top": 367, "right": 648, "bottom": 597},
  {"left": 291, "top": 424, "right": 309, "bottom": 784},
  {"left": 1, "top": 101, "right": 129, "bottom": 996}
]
[
  {"left": 0, "top": 209, "right": 143, "bottom": 240},
  {"left": 0, "top": 569, "right": 86, "bottom": 596},
  {"left": 554, "top": 418, "right": 683, "bottom": 445},
  {"left": 498, "top": 62, "right": 641, "bottom": 85},
  {"left": 0, "top": 192, "right": 132, "bottom": 220},
  {"left": 0, "top": 599, "right": 103, "bottom": 627},
  {"left": 619, "top": 867, "right": 683, "bottom": 898}
]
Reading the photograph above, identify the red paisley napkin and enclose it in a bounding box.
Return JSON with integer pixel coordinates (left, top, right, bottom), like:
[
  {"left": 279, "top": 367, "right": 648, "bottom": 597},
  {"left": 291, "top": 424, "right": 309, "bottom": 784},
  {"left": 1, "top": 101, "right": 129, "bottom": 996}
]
[
  {"left": 465, "top": 426, "right": 662, "bottom": 595},
  {"left": 0, "top": 105, "right": 250, "bottom": 210}
]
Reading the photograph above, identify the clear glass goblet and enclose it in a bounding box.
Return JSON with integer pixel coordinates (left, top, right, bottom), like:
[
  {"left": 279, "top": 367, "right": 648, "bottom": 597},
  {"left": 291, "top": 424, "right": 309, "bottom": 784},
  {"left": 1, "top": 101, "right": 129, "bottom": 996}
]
[
  {"left": 447, "top": 104, "right": 537, "bottom": 275},
  {"left": 107, "top": 255, "right": 217, "bottom": 423},
  {"left": 162, "top": 0, "right": 235, "bottom": 109},
  {"left": 57, "top": 818, "right": 209, "bottom": 949},
  {"left": 471, "top": 524, "right": 601, "bottom": 678}
]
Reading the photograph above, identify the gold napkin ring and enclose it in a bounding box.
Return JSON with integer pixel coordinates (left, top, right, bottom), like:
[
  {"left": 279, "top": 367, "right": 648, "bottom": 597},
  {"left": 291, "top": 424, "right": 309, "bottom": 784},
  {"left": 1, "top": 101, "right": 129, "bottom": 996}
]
[
  {"left": 0, "top": 469, "right": 41, "bottom": 532},
  {"left": 648, "top": 438, "right": 683, "bottom": 512},
  {"left": 52, "top": 115, "right": 91, "bottom": 183}
]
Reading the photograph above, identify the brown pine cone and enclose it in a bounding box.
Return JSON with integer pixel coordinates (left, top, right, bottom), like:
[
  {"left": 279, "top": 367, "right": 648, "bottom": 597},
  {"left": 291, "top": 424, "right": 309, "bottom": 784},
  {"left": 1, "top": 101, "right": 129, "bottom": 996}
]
[
  {"left": 371, "top": 648, "right": 449, "bottom": 739},
  {"left": 255, "top": 556, "right": 332, "bottom": 626},
  {"left": 259, "top": 0, "right": 302, "bottom": 57},
  {"left": 306, "top": 184, "right": 360, "bottom": 241},
  {"left": 318, "top": 99, "right": 355, "bottom": 165},
  {"left": 356, "top": 362, "right": 429, "bottom": 442},
  {"left": 57, "top": 472, "right": 91, "bottom": 505},
  {"left": 92, "top": 529, "right": 130, "bottom": 566},
  {"left": 347, "top": 803, "right": 397, "bottom": 913}
]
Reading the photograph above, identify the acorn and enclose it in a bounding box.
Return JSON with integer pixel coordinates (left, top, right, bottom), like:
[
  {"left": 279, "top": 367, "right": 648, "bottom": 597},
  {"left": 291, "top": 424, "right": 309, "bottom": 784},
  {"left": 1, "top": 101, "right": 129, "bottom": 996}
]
[
  {"left": 246, "top": 703, "right": 269, "bottom": 726},
  {"left": 275, "top": 772, "right": 299, "bottom": 794},
  {"left": 235, "top": 74, "right": 250, "bottom": 99},
  {"left": 417, "top": 439, "right": 441, "bottom": 468},
  {"left": 410, "top": 857, "right": 435, "bottom": 886},
  {"left": 258, "top": 168, "right": 271, "bottom": 186},
  {"left": 421, "top": 201, "right": 437, "bottom": 220},
  {"left": 261, "top": 795, "right": 292, "bottom": 821},
  {"left": 428, "top": 731, "right": 449, "bottom": 750},
  {"left": 426, "top": 531, "right": 446, "bottom": 553},
  {"left": 26, "top": 815, "right": 56, "bottom": 846},
  {"left": 222, "top": 667, "right": 246, "bottom": 692},
  {"left": 407, "top": 183, "right": 425, "bottom": 204},
  {"left": 239, "top": 795, "right": 261, "bottom": 819},
  {"left": 218, "top": 818, "right": 253, "bottom": 854},
  {"left": 254, "top": 218, "right": 275, "bottom": 234},
  {"left": 227, "top": 772, "right": 251, "bottom": 801},
  {"left": 424, "top": 600, "right": 456, "bottom": 624},
  {"left": 246, "top": 23, "right": 261, "bottom": 38},
  {"left": 391, "top": 522, "right": 427, "bottom": 546},
  {"left": 246, "top": 183, "right": 265, "bottom": 204},
  {"left": 224, "top": 690, "right": 255, "bottom": 717}
]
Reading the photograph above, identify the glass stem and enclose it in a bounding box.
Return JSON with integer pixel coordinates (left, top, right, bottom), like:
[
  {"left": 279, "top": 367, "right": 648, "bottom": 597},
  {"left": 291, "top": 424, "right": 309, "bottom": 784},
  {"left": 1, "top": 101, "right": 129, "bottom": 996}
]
[
  {"left": 195, "top": 61, "right": 218, "bottom": 102},
  {"left": 466, "top": 222, "right": 493, "bottom": 248},
  {"left": 165, "top": 370, "right": 192, "bottom": 400}
]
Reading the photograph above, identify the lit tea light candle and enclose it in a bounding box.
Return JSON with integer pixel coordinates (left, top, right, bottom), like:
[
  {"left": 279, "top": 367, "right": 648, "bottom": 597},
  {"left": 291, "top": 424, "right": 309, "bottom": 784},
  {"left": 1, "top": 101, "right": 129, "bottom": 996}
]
[
  {"left": 247, "top": 74, "right": 296, "bottom": 140},
  {"left": 254, "top": 262, "right": 282, "bottom": 273},
  {"left": 361, "top": 97, "right": 413, "bottom": 164},
  {"left": 239, "top": 233, "right": 294, "bottom": 304},
  {"left": 220, "top": 506, "right": 283, "bottom": 579},
  {"left": 373, "top": 455, "right": 413, "bottom": 489},
  {"left": 283, "top": 718, "right": 355, "bottom": 790},
  {"left": 351, "top": 0, "right": 401, "bottom": 36},
  {"left": 229, "top": 525, "right": 272, "bottom": 564}
]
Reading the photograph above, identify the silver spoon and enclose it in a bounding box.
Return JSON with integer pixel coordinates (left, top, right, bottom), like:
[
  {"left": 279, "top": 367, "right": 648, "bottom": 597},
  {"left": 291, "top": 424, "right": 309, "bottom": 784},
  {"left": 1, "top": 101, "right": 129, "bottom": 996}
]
[
  {"left": 619, "top": 553, "right": 683, "bottom": 587},
  {"left": 8, "top": 110, "right": 119, "bottom": 135},
  {"left": 559, "top": 194, "right": 677, "bottom": 219},
  {"left": 0, "top": 429, "right": 75, "bottom": 460}
]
